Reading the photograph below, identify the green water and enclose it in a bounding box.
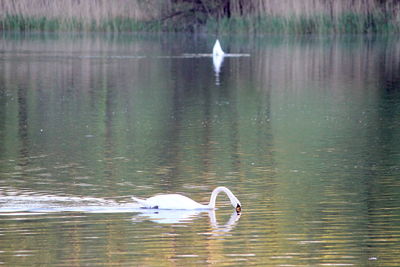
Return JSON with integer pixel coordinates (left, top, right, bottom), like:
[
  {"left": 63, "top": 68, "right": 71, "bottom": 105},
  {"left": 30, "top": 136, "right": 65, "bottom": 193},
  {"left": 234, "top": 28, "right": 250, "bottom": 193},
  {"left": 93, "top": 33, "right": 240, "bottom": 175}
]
[{"left": 0, "top": 33, "right": 399, "bottom": 266}]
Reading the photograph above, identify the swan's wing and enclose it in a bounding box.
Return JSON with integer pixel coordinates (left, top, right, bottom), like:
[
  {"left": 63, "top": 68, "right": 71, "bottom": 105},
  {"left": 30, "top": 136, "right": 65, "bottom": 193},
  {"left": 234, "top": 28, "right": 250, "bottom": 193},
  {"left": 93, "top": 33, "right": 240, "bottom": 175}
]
[
  {"left": 213, "top": 40, "right": 225, "bottom": 56},
  {"left": 144, "top": 194, "right": 209, "bottom": 209},
  {"left": 132, "top": 194, "right": 209, "bottom": 209}
]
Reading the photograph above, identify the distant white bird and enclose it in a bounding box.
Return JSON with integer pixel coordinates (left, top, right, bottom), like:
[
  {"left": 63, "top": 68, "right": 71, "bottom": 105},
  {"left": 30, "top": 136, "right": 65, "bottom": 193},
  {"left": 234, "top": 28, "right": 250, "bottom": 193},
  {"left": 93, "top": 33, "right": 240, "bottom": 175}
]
[
  {"left": 213, "top": 39, "right": 225, "bottom": 56},
  {"left": 132, "top": 186, "right": 241, "bottom": 212},
  {"left": 212, "top": 39, "right": 225, "bottom": 85}
]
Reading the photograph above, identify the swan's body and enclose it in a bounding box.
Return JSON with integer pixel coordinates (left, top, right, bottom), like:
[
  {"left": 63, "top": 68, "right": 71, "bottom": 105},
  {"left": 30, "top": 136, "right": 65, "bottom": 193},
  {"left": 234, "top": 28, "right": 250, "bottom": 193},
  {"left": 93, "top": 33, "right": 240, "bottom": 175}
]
[
  {"left": 132, "top": 186, "right": 241, "bottom": 212},
  {"left": 132, "top": 194, "right": 207, "bottom": 209},
  {"left": 213, "top": 40, "right": 225, "bottom": 56}
]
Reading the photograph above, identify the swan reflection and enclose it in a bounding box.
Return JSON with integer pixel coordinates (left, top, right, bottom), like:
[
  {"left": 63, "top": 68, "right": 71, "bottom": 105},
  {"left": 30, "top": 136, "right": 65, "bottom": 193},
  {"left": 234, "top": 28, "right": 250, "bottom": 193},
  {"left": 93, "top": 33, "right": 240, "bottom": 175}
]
[
  {"left": 135, "top": 209, "right": 203, "bottom": 224},
  {"left": 134, "top": 208, "right": 241, "bottom": 234},
  {"left": 213, "top": 54, "right": 224, "bottom": 86},
  {"left": 209, "top": 210, "right": 241, "bottom": 235}
]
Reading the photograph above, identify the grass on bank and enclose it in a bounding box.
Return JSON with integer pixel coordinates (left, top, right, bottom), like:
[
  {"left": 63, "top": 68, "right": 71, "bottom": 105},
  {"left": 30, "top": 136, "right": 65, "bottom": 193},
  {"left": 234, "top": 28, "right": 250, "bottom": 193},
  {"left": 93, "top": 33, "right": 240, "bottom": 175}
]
[{"left": 1, "top": 12, "right": 399, "bottom": 34}]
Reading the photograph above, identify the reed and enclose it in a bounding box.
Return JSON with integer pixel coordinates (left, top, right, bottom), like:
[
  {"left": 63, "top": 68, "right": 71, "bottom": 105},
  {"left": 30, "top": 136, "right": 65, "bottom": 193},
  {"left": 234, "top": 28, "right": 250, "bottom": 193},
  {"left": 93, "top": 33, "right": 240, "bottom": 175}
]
[
  {"left": 206, "top": 0, "right": 400, "bottom": 34},
  {"left": 0, "top": 0, "right": 399, "bottom": 33},
  {"left": 0, "top": 15, "right": 164, "bottom": 32},
  {"left": 207, "top": 11, "right": 399, "bottom": 34},
  {"left": 0, "top": 0, "right": 166, "bottom": 32}
]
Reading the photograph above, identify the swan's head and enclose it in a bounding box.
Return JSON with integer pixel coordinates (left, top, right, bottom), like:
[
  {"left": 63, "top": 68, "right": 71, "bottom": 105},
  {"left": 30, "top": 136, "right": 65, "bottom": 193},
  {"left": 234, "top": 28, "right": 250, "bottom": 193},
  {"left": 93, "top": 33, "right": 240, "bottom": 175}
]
[
  {"left": 235, "top": 204, "right": 241, "bottom": 213},
  {"left": 229, "top": 195, "right": 241, "bottom": 213},
  {"left": 223, "top": 187, "right": 241, "bottom": 213},
  {"left": 229, "top": 196, "right": 241, "bottom": 214}
]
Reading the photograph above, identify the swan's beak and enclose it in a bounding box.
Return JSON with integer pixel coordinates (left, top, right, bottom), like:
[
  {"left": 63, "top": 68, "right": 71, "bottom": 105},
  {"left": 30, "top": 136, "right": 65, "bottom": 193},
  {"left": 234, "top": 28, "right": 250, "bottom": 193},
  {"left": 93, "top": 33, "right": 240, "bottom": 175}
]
[{"left": 235, "top": 204, "right": 241, "bottom": 213}]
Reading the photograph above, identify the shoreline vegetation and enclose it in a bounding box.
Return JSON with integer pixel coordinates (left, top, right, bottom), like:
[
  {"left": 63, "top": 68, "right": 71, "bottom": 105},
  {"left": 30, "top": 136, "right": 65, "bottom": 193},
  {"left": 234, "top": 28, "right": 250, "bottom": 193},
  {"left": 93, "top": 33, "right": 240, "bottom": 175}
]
[{"left": 1, "top": 0, "right": 400, "bottom": 34}]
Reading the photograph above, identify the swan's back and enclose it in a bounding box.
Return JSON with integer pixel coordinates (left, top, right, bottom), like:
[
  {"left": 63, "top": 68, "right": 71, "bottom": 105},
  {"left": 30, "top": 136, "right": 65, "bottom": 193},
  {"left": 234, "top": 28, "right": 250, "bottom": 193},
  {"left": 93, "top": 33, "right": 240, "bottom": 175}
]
[
  {"left": 213, "top": 40, "right": 225, "bottom": 56},
  {"left": 132, "top": 194, "right": 208, "bottom": 210}
]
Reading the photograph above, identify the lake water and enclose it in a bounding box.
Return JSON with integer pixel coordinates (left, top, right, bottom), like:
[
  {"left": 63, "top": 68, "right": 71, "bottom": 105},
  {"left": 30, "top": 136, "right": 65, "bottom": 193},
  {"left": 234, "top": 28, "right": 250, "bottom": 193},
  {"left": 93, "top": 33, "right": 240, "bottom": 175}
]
[{"left": 0, "top": 33, "right": 399, "bottom": 266}]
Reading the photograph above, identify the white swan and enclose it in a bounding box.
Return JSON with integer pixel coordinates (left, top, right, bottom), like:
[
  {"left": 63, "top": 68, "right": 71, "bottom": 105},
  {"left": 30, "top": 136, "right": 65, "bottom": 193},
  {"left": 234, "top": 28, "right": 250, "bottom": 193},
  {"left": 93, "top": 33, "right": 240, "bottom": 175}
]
[
  {"left": 212, "top": 39, "right": 225, "bottom": 85},
  {"left": 213, "top": 39, "right": 225, "bottom": 56},
  {"left": 132, "top": 186, "right": 241, "bottom": 212}
]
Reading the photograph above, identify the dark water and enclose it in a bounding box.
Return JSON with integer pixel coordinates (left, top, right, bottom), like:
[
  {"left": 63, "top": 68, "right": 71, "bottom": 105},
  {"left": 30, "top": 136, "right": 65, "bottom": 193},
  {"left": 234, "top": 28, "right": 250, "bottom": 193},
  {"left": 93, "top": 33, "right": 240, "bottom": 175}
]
[{"left": 0, "top": 33, "right": 399, "bottom": 266}]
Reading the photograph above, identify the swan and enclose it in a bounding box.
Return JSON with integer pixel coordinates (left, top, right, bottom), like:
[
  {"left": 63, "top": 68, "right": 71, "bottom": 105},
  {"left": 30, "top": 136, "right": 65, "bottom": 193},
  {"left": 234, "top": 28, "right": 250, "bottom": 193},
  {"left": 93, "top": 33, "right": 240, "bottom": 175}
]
[
  {"left": 213, "top": 39, "right": 225, "bottom": 56},
  {"left": 131, "top": 186, "right": 241, "bottom": 212}
]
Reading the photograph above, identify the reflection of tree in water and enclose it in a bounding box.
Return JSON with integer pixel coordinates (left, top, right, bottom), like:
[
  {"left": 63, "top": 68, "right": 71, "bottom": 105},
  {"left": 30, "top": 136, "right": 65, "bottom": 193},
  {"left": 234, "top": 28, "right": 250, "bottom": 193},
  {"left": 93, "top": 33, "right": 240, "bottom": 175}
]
[
  {"left": 18, "top": 84, "right": 30, "bottom": 168},
  {"left": 364, "top": 40, "right": 400, "bottom": 261},
  {"left": 103, "top": 70, "right": 118, "bottom": 190},
  {"left": 0, "top": 81, "right": 6, "bottom": 159},
  {"left": 160, "top": 54, "right": 223, "bottom": 177},
  {"left": 377, "top": 38, "right": 400, "bottom": 154}
]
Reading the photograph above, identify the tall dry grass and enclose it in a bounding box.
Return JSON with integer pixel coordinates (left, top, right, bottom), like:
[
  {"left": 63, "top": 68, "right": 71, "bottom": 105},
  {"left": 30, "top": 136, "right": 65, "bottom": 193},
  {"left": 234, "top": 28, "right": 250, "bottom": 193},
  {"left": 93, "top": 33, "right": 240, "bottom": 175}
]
[
  {"left": 210, "top": 0, "right": 400, "bottom": 33},
  {"left": 0, "top": 0, "right": 167, "bottom": 21},
  {"left": 0, "top": 0, "right": 170, "bottom": 31},
  {"left": 229, "top": 0, "right": 381, "bottom": 17},
  {"left": 0, "top": 0, "right": 399, "bottom": 32}
]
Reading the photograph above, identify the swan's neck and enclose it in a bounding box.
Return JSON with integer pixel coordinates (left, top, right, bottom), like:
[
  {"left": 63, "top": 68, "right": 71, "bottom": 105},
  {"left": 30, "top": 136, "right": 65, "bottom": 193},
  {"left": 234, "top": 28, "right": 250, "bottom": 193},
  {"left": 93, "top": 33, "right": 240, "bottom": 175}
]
[{"left": 208, "top": 186, "right": 240, "bottom": 209}]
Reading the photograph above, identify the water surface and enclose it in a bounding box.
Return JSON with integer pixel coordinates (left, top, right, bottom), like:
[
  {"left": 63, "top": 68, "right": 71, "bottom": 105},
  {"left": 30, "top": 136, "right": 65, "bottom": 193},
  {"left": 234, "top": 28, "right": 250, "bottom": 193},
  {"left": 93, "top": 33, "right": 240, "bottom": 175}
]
[{"left": 0, "top": 33, "right": 400, "bottom": 266}]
